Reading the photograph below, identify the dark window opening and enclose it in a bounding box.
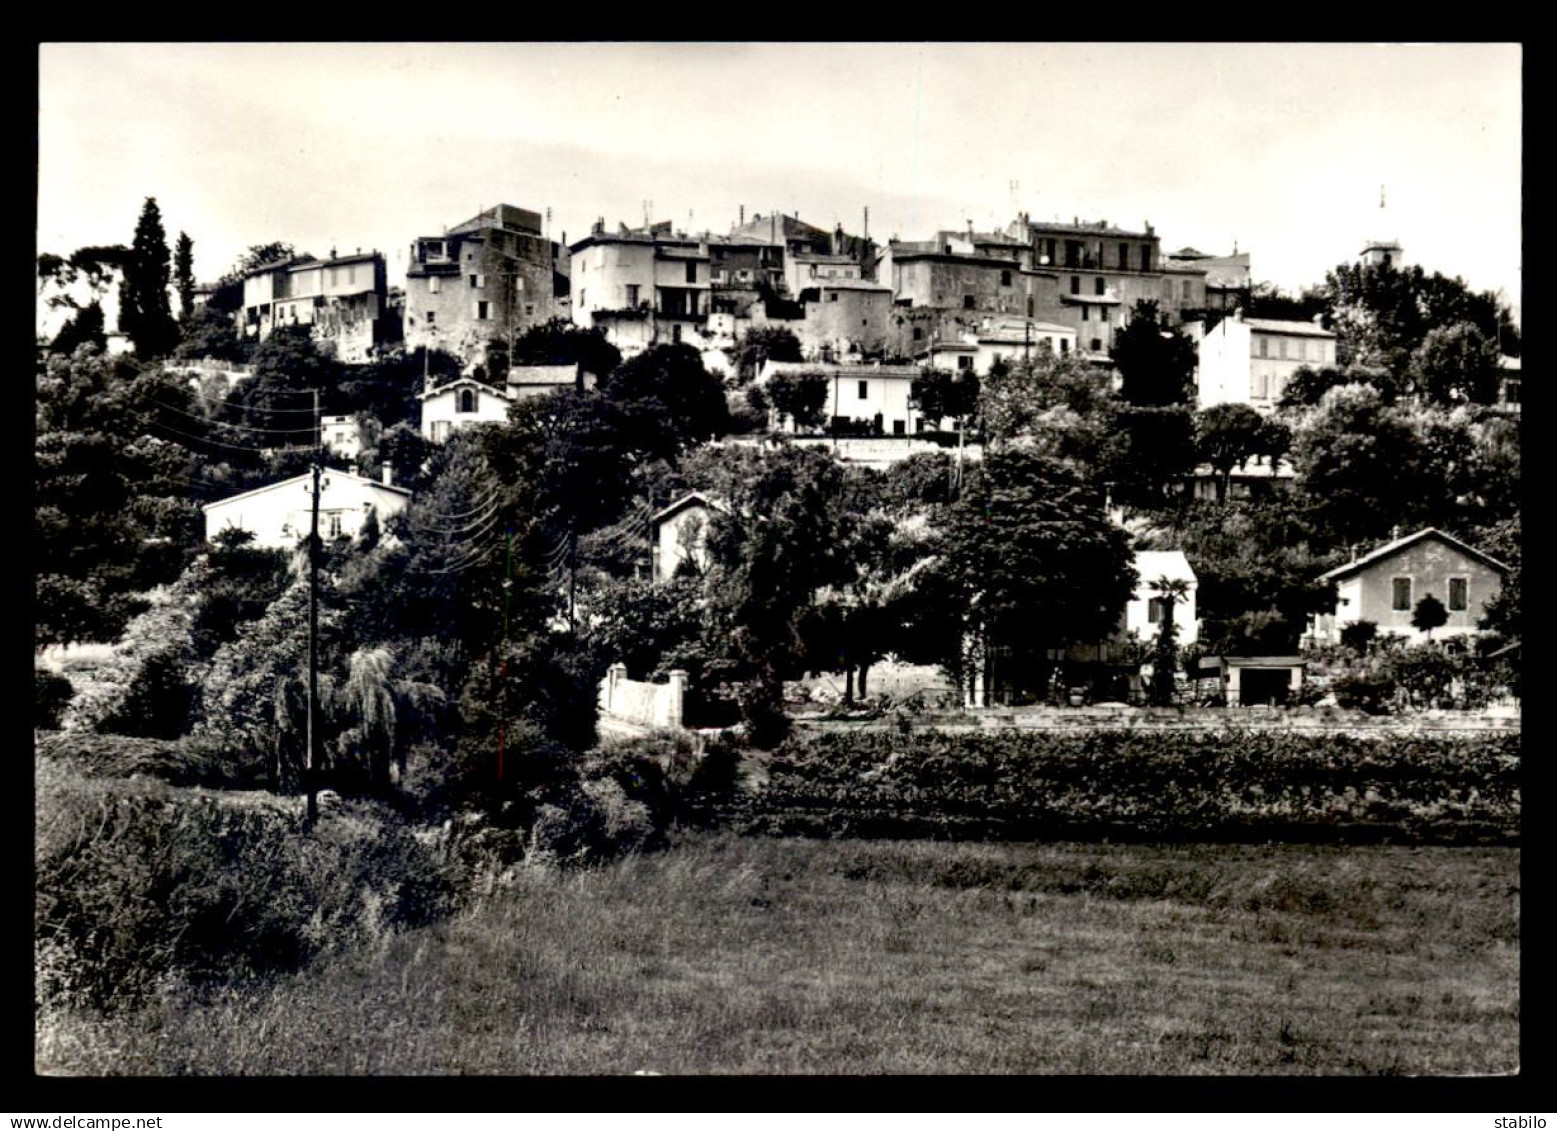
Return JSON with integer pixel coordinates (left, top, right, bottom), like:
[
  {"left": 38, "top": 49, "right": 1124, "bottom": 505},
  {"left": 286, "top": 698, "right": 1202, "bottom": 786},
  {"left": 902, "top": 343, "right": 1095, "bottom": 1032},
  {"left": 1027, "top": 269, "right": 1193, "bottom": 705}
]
[{"left": 1392, "top": 577, "right": 1412, "bottom": 611}]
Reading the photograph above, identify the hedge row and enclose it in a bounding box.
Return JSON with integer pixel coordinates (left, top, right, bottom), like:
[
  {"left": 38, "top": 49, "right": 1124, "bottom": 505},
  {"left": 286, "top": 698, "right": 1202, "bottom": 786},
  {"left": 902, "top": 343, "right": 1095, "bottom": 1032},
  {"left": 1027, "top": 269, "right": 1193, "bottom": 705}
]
[
  {"left": 35, "top": 756, "right": 455, "bottom": 1013},
  {"left": 690, "top": 728, "right": 1520, "bottom": 844}
]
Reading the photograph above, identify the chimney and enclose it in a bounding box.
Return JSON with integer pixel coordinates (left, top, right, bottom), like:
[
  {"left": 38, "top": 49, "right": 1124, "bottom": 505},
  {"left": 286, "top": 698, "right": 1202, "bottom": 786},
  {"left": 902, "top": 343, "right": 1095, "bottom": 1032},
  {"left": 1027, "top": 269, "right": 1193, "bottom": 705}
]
[
  {"left": 834, "top": 223, "right": 844, "bottom": 256},
  {"left": 740, "top": 204, "right": 745, "bottom": 226},
  {"left": 381, "top": 463, "right": 393, "bottom": 486},
  {"left": 863, "top": 205, "right": 869, "bottom": 241}
]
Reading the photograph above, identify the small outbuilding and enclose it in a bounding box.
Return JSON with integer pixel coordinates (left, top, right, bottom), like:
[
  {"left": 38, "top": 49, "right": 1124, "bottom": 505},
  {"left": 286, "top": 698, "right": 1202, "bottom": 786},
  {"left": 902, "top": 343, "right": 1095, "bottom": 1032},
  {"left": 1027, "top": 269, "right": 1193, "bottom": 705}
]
[{"left": 1196, "top": 655, "right": 1306, "bottom": 706}]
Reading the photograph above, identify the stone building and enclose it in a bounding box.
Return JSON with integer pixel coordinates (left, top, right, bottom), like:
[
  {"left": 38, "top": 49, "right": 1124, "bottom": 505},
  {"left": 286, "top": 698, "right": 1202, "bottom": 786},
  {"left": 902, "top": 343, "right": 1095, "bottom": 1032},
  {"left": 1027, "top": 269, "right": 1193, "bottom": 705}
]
[
  {"left": 404, "top": 205, "right": 567, "bottom": 371},
  {"left": 239, "top": 250, "right": 397, "bottom": 363},
  {"left": 570, "top": 221, "right": 714, "bottom": 356}
]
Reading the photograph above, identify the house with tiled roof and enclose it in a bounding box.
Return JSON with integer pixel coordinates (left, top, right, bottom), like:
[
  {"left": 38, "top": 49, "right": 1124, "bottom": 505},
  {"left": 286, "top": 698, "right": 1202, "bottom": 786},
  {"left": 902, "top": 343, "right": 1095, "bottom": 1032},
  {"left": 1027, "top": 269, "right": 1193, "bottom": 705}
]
[{"left": 1307, "top": 528, "right": 1508, "bottom": 646}]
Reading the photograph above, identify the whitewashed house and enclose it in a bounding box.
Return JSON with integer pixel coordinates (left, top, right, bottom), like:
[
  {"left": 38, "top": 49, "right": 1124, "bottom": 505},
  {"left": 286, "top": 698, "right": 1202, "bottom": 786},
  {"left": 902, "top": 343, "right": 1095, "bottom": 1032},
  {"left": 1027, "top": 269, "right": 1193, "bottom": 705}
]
[
  {"left": 202, "top": 470, "right": 411, "bottom": 550},
  {"left": 1191, "top": 311, "right": 1336, "bottom": 413},
  {"left": 418, "top": 376, "right": 512, "bottom": 442},
  {"left": 1126, "top": 550, "right": 1199, "bottom": 645}
]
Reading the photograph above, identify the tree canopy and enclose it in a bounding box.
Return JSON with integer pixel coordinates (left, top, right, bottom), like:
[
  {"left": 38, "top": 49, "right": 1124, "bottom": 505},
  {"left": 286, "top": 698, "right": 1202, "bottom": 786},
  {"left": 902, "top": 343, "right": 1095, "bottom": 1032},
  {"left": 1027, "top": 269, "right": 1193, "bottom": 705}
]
[{"left": 118, "top": 198, "right": 180, "bottom": 360}]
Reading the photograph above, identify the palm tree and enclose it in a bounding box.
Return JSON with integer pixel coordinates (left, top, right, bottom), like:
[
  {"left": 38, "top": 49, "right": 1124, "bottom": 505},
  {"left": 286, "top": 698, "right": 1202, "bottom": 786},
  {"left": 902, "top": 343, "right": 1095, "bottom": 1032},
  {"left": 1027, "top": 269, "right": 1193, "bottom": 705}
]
[{"left": 1148, "top": 576, "right": 1191, "bottom": 706}]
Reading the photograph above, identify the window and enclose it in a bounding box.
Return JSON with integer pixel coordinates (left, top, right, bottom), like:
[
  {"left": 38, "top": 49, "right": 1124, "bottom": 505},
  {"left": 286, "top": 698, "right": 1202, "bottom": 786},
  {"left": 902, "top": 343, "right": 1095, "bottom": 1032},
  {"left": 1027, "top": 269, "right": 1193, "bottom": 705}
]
[
  {"left": 828, "top": 291, "right": 839, "bottom": 302},
  {"left": 1148, "top": 597, "right": 1166, "bottom": 623},
  {"left": 429, "top": 276, "right": 441, "bottom": 295},
  {"left": 1278, "top": 338, "right": 1288, "bottom": 359},
  {"left": 1060, "top": 339, "right": 1069, "bottom": 354},
  {"left": 1254, "top": 371, "right": 1269, "bottom": 399},
  {"left": 912, "top": 327, "right": 923, "bottom": 341},
  {"left": 1070, "top": 275, "right": 1081, "bottom": 295},
  {"left": 1027, "top": 296, "right": 1035, "bottom": 318},
  {"left": 686, "top": 261, "right": 697, "bottom": 284},
  {"left": 326, "top": 512, "right": 343, "bottom": 539},
  {"left": 1181, "top": 279, "right": 1191, "bottom": 301},
  {"left": 1258, "top": 336, "right": 1268, "bottom": 358},
  {"left": 1120, "top": 243, "right": 1131, "bottom": 270},
  {"left": 1082, "top": 304, "right": 1089, "bottom": 321},
  {"left": 1094, "top": 277, "right": 1105, "bottom": 295},
  {"left": 1449, "top": 577, "right": 1469, "bottom": 612},
  {"left": 476, "top": 301, "right": 489, "bottom": 320},
  {"left": 672, "top": 324, "right": 682, "bottom": 343},
  {"left": 1141, "top": 247, "right": 1152, "bottom": 271},
  {"left": 963, "top": 295, "right": 975, "bottom": 309},
  {"left": 431, "top": 420, "right": 450, "bottom": 443},
  {"left": 458, "top": 388, "right": 477, "bottom": 414},
  {"left": 469, "top": 274, "right": 479, "bottom": 289},
  {"left": 1391, "top": 577, "right": 1412, "bottom": 612},
  {"left": 893, "top": 419, "right": 906, "bottom": 435},
  {"left": 1090, "top": 338, "right": 1102, "bottom": 352},
  {"left": 957, "top": 355, "right": 972, "bottom": 370},
  {"left": 1001, "top": 270, "right": 1012, "bottom": 286},
  {"left": 347, "top": 265, "right": 356, "bottom": 285},
  {"left": 625, "top": 284, "right": 640, "bottom": 307},
  {"left": 858, "top": 381, "right": 870, "bottom": 399},
  {"left": 426, "top": 311, "right": 435, "bottom": 325}
]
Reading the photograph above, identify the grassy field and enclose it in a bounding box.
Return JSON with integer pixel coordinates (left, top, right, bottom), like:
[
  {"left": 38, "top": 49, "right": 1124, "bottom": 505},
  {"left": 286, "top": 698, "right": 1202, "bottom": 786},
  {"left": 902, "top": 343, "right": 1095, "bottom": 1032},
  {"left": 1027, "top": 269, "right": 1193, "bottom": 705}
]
[{"left": 37, "top": 835, "right": 1518, "bottom": 1076}]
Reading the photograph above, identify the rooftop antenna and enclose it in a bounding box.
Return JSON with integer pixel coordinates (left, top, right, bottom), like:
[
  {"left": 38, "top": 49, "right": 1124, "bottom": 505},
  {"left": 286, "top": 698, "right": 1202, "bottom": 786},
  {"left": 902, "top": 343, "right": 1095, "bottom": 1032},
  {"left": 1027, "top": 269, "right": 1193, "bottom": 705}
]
[{"left": 545, "top": 206, "right": 552, "bottom": 241}]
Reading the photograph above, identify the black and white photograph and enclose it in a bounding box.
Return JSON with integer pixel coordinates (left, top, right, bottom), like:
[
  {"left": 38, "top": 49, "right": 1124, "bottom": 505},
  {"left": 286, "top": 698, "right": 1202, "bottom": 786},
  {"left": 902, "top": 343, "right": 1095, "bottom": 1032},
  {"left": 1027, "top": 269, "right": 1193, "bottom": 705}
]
[{"left": 34, "top": 42, "right": 1520, "bottom": 1080}]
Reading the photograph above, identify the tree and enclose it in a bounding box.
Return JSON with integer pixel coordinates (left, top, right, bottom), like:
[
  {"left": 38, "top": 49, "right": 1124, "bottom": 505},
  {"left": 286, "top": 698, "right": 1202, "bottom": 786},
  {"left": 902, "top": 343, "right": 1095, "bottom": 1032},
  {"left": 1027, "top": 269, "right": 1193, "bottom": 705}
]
[
  {"left": 1410, "top": 321, "right": 1502, "bottom": 406},
  {"left": 507, "top": 317, "right": 621, "bottom": 383},
  {"left": 1289, "top": 384, "right": 1437, "bottom": 544},
  {"left": 767, "top": 369, "right": 831, "bottom": 431},
  {"left": 174, "top": 231, "right": 195, "bottom": 320},
  {"left": 175, "top": 304, "right": 245, "bottom": 362},
  {"left": 910, "top": 368, "right": 981, "bottom": 433},
  {"left": 1317, "top": 260, "right": 1516, "bottom": 380},
  {"left": 1111, "top": 300, "right": 1196, "bottom": 406},
  {"left": 1194, "top": 403, "right": 1265, "bottom": 504},
  {"left": 977, "top": 352, "right": 1116, "bottom": 474},
  {"left": 1099, "top": 405, "right": 1197, "bottom": 510},
  {"left": 731, "top": 327, "right": 803, "bottom": 383},
  {"left": 49, "top": 302, "right": 107, "bottom": 356},
  {"left": 692, "top": 444, "right": 858, "bottom": 743},
  {"left": 925, "top": 448, "right": 1135, "bottom": 706},
  {"left": 119, "top": 198, "right": 180, "bottom": 360},
  {"left": 1147, "top": 576, "right": 1190, "bottom": 706},
  {"left": 1411, "top": 593, "right": 1449, "bottom": 640},
  {"left": 595, "top": 344, "right": 728, "bottom": 462}
]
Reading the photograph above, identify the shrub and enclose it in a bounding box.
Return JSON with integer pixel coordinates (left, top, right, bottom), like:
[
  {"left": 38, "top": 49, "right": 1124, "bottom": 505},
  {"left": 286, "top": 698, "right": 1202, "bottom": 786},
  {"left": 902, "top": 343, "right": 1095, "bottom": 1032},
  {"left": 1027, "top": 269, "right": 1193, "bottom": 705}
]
[
  {"left": 34, "top": 670, "right": 74, "bottom": 730},
  {"left": 35, "top": 731, "right": 266, "bottom": 790},
  {"left": 35, "top": 760, "right": 455, "bottom": 1013},
  {"left": 1331, "top": 672, "right": 1396, "bottom": 715},
  {"left": 1339, "top": 620, "right": 1378, "bottom": 652}
]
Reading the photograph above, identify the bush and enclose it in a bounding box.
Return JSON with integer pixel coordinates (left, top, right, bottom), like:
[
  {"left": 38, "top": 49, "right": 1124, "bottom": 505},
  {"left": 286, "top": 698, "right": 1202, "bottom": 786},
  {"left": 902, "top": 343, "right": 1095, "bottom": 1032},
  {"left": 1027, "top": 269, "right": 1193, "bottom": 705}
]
[
  {"left": 35, "top": 670, "right": 74, "bottom": 730},
  {"left": 1339, "top": 620, "right": 1378, "bottom": 652},
  {"left": 1331, "top": 671, "right": 1397, "bottom": 715},
  {"left": 35, "top": 731, "right": 267, "bottom": 790},
  {"left": 35, "top": 760, "right": 455, "bottom": 1012}
]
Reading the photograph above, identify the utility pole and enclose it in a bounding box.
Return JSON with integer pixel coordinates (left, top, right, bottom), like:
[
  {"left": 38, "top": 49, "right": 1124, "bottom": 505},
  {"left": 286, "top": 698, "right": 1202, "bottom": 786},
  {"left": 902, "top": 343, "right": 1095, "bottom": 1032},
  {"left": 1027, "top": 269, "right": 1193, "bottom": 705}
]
[
  {"left": 567, "top": 520, "right": 578, "bottom": 633},
  {"left": 304, "top": 388, "right": 321, "bottom": 828},
  {"left": 498, "top": 527, "right": 512, "bottom": 786}
]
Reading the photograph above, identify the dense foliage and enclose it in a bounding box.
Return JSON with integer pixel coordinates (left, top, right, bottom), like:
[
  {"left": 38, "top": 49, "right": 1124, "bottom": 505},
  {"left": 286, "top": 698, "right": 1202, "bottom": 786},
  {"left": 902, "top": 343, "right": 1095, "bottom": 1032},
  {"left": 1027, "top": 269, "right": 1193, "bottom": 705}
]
[{"left": 709, "top": 728, "right": 1520, "bottom": 845}]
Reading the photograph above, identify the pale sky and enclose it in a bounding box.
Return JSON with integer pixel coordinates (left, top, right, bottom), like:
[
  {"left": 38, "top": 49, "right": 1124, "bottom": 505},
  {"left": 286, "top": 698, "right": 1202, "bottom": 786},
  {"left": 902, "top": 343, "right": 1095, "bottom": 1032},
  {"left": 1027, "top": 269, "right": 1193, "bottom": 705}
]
[{"left": 38, "top": 43, "right": 1522, "bottom": 318}]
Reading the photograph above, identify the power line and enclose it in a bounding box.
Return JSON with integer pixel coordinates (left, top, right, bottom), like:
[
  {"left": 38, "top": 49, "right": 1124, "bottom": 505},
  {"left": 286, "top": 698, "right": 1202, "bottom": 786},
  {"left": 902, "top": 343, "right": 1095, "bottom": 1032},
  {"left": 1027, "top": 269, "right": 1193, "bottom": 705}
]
[{"left": 144, "top": 396, "right": 321, "bottom": 436}]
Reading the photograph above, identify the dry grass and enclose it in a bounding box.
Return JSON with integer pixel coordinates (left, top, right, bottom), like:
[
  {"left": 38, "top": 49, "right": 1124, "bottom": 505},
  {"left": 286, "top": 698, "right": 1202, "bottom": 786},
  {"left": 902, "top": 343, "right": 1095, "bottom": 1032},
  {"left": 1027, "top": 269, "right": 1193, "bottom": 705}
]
[{"left": 37, "top": 836, "right": 1518, "bottom": 1076}]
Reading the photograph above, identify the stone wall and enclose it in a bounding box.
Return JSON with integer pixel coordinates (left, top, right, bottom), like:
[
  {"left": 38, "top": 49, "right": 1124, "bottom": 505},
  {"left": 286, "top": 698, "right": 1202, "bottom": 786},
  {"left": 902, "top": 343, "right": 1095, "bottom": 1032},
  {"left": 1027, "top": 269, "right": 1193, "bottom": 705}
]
[{"left": 598, "top": 663, "right": 688, "bottom": 730}]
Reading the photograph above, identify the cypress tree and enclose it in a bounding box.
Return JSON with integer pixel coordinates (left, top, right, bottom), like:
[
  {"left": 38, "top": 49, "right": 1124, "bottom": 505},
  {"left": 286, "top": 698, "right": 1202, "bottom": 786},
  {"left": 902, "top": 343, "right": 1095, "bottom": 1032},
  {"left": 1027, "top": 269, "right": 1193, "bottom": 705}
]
[
  {"left": 122, "top": 197, "right": 179, "bottom": 359},
  {"left": 174, "top": 230, "right": 195, "bottom": 320}
]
